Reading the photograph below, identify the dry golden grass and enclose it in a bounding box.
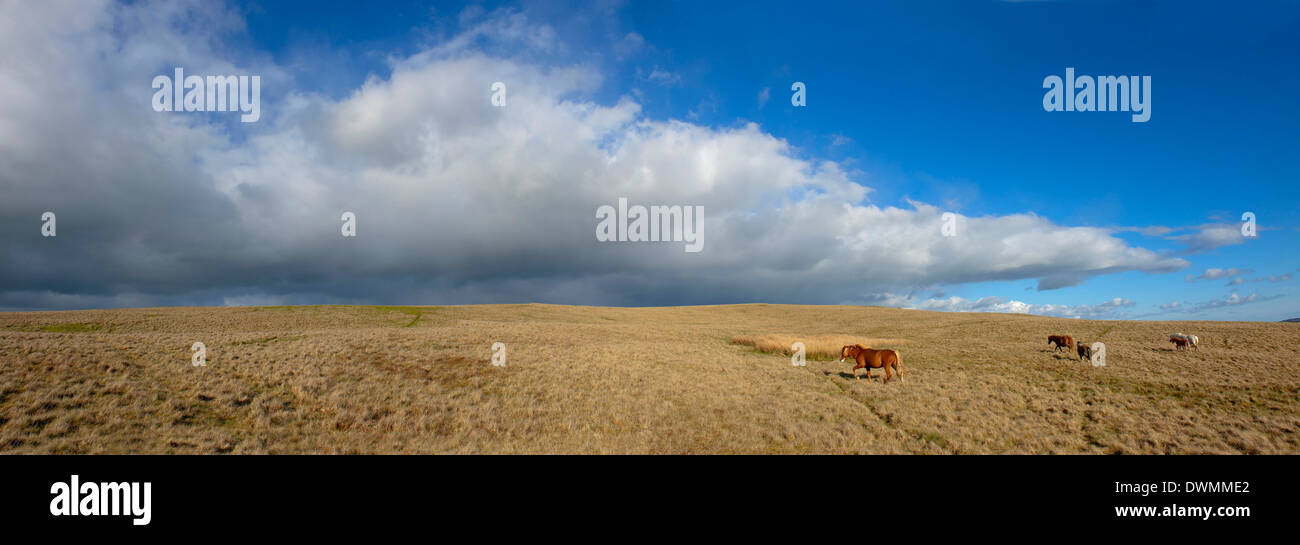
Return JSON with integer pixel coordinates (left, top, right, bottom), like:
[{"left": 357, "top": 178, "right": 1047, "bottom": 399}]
[
  {"left": 730, "top": 334, "right": 908, "bottom": 360},
  {"left": 1, "top": 304, "right": 1297, "bottom": 454}
]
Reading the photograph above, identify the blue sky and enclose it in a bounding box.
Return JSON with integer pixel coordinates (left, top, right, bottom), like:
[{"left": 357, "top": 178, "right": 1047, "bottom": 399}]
[
  {"left": 243, "top": 0, "right": 1300, "bottom": 319},
  {"left": 2, "top": 0, "right": 1297, "bottom": 320}
]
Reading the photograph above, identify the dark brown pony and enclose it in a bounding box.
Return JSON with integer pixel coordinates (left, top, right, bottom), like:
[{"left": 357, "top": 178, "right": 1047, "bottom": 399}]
[
  {"left": 1048, "top": 335, "right": 1074, "bottom": 353},
  {"left": 1077, "top": 343, "right": 1093, "bottom": 361},
  {"left": 840, "top": 344, "right": 904, "bottom": 383},
  {"left": 1169, "top": 337, "right": 1190, "bottom": 350}
]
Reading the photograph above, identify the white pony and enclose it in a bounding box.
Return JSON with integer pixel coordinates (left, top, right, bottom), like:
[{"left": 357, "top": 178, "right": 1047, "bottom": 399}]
[{"left": 1170, "top": 333, "right": 1199, "bottom": 350}]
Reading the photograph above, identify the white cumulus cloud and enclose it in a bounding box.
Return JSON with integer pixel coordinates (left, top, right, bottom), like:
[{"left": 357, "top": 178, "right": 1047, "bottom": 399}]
[{"left": 0, "top": 2, "right": 1192, "bottom": 309}]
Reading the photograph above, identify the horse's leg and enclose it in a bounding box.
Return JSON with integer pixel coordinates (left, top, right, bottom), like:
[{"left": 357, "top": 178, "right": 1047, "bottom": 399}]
[{"left": 884, "top": 363, "right": 892, "bottom": 384}]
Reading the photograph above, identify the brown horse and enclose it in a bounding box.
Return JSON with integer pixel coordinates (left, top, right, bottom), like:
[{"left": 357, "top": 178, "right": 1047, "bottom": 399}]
[
  {"left": 840, "top": 344, "right": 904, "bottom": 383},
  {"left": 1048, "top": 335, "right": 1074, "bottom": 353},
  {"left": 1169, "top": 337, "right": 1190, "bottom": 350},
  {"left": 1077, "top": 343, "right": 1093, "bottom": 361}
]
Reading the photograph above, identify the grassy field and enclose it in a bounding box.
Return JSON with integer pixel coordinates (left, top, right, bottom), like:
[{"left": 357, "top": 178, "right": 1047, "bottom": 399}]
[{"left": 1, "top": 304, "right": 1297, "bottom": 454}]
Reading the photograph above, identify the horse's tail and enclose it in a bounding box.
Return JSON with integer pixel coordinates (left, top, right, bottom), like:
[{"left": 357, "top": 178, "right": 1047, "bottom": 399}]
[{"left": 893, "top": 350, "right": 904, "bottom": 381}]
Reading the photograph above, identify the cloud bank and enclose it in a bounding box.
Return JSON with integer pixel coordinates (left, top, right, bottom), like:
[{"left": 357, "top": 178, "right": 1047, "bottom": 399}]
[{"left": 0, "top": 2, "right": 1191, "bottom": 310}]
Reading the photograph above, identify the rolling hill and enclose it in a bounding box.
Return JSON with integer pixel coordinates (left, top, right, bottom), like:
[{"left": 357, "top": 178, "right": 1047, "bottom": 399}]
[{"left": 2, "top": 304, "right": 1296, "bottom": 454}]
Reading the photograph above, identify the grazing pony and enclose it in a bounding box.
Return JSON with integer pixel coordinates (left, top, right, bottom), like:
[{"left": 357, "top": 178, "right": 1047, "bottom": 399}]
[
  {"left": 839, "top": 344, "right": 904, "bottom": 384},
  {"left": 1077, "top": 343, "right": 1093, "bottom": 362},
  {"left": 1169, "top": 336, "right": 1190, "bottom": 350},
  {"left": 1171, "top": 333, "right": 1200, "bottom": 350},
  {"left": 1048, "top": 335, "right": 1075, "bottom": 353}
]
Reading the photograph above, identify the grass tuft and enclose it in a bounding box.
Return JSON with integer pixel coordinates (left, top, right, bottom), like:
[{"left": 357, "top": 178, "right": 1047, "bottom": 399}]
[{"left": 730, "top": 334, "right": 907, "bottom": 361}]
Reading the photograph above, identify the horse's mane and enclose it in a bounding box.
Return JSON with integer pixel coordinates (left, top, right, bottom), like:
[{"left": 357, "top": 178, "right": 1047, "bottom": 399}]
[{"left": 842, "top": 344, "right": 875, "bottom": 356}]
